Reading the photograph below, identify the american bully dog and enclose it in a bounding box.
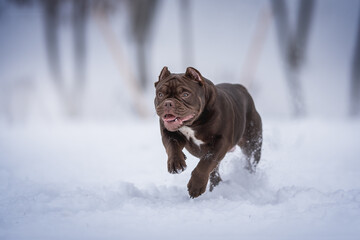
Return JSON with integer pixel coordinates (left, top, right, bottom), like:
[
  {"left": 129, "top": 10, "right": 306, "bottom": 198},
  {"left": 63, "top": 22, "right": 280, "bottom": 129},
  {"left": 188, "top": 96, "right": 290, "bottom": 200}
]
[{"left": 154, "top": 67, "right": 262, "bottom": 198}]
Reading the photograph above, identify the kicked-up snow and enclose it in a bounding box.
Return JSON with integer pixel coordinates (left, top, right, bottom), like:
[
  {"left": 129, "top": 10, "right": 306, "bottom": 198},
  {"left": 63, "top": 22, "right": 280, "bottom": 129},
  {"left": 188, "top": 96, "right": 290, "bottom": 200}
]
[{"left": 0, "top": 118, "right": 360, "bottom": 240}]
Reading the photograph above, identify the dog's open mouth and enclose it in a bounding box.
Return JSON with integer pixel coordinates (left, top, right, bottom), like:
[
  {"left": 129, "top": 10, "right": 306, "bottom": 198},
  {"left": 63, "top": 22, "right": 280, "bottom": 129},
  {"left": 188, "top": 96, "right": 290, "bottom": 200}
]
[{"left": 162, "top": 114, "right": 194, "bottom": 131}]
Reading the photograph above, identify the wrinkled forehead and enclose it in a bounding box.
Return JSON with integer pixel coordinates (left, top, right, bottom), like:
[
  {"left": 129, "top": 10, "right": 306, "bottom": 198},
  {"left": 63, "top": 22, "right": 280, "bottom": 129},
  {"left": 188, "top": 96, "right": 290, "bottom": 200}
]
[{"left": 156, "top": 75, "right": 199, "bottom": 91}]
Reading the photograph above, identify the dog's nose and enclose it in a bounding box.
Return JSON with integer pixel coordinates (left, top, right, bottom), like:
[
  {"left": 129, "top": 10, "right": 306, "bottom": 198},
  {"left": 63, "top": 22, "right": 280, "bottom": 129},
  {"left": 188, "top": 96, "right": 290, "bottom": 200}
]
[{"left": 164, "top": 100, "right": 174, "bottom": 109}]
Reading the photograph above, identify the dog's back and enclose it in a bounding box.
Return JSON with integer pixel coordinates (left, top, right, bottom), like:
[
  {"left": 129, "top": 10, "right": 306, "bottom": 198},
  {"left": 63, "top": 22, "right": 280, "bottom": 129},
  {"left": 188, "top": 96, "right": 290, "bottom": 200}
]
[{"left": 216, "top": 83, "right": 262, "bottom": 169}]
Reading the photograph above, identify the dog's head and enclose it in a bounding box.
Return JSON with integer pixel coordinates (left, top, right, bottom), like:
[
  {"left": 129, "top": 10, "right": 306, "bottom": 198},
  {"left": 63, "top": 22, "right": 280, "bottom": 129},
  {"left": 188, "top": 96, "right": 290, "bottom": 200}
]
[{"left": 154, "top": 67, "right": 216, "bottom": 132}]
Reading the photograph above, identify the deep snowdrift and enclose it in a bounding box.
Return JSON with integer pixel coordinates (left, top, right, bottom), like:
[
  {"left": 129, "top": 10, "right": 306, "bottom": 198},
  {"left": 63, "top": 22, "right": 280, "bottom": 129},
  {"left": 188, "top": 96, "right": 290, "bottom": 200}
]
[{"left": 0, "top": 118, "right": 360, "bottom": 239}]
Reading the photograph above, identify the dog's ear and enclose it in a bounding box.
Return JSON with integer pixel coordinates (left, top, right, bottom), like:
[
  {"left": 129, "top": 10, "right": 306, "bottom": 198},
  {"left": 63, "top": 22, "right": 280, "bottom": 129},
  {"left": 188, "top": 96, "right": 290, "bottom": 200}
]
[
  {"left": 185, "top": 67, "right": 205, "bottom": 86},
  {"left": 155, "top": 66, "right": 171, "bottom": 87}
]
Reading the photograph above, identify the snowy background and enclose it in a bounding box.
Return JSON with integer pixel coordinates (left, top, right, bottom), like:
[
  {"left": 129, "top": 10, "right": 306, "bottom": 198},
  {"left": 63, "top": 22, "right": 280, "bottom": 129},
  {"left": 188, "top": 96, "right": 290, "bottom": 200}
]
[{"left": 1, "top": 0, "right": 360, "bottom": 239}]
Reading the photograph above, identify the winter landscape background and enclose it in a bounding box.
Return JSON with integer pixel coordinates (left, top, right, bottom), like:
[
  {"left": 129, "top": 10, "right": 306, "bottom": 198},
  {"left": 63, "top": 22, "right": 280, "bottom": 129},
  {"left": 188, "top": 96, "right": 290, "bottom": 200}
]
[{"left": 1, "top": 0, "right": 360, "bottom": 239}]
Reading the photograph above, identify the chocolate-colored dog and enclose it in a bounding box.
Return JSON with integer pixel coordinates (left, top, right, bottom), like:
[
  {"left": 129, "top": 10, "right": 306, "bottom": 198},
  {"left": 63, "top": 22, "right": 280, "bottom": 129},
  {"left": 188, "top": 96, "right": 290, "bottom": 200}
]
[{"left": 154, "top": 67, "right": 262, "bottom": 198}]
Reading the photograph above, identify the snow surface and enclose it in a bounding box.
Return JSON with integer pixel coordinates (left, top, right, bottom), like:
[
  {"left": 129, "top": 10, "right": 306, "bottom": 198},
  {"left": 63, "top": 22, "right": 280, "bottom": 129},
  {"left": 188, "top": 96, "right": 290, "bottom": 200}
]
[{"left": 1, "top": 118, "right": 360, "bottom": 240}]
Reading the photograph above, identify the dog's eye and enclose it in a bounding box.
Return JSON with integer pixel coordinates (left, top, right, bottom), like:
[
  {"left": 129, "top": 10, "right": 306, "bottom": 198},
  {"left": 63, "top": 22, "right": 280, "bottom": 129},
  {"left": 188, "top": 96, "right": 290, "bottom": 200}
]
[
  {"left": 182, "top": 92, "right": 190, "bottom": 98},
  {"left": 158, "top": 92, "right": 164, "bottom": 98}
]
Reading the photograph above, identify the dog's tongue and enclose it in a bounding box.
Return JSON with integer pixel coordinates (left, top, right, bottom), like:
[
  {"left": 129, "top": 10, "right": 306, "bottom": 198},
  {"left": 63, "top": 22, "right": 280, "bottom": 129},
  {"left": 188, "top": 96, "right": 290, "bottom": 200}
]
[
  {"left": 162, "top": 114, "right": 195, "bottom": 131},
  {"left": 163, "top": 115, "right": 182, "bottom": 131},
  {"left": 163, "top": 114, "right": 177, "bottom": 122}
]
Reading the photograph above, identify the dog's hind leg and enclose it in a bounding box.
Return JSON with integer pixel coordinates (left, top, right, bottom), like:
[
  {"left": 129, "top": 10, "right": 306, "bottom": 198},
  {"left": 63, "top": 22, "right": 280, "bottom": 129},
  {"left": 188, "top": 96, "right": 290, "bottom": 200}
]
[
  {"left": 238, "top": 111, "right": 262, "bottom": 172},
  {"left": 209, "top": 165, "right": 222, "bottom": 192}
]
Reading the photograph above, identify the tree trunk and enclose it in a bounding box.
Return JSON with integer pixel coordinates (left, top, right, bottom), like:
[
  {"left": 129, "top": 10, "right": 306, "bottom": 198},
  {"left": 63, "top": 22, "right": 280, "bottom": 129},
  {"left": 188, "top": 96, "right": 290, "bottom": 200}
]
[
  {"left": 350, "top": 6, "right": 360, "bottom": 116},
  {"left": 42, "top": 0, "right": 62, "bottom": 90},
  {"left": 179, "top": 0, "right": 194, "bottom": 68},
  {"left": 128, "top": 0, "right": 158, "bottom": 90},
  {"left": 271, "top": 0, "right": 315, "bottom": 117}
]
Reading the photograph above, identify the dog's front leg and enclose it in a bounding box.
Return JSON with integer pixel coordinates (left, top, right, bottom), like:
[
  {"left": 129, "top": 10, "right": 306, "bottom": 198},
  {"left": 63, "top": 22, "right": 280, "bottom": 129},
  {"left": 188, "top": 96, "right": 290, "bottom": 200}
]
[
  {"left": 161, "top": 126, "right": 187, "bottom": 174},
  {"left": 187, "top": 150, "right": 226, "bottom": 198}
]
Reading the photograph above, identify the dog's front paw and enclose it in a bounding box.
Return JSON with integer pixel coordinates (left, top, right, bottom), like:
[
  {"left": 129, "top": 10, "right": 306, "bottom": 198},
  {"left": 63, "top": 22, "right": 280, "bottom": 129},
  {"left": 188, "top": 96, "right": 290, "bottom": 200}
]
[
  {"left": 167, "top": 153, "right": 187, "bottom": 174},
  {"left": 187, "top": 171, "right": 209, "bottom": 198}
]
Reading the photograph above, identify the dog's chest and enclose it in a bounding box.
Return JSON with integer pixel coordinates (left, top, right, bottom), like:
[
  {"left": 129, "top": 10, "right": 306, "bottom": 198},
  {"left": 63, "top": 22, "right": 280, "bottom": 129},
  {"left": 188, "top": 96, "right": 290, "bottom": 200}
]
[{"left": 179, "top": 126, "right": 204, "bottom": 147}]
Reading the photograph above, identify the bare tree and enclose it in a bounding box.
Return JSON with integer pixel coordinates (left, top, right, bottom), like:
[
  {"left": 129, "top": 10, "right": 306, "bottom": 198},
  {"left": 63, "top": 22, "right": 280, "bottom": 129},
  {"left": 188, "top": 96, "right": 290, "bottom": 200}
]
[
  {"left": 42, "top": 0, "right": 62, "bottom": 90},
  {"left": 93, "top": 0, "right": 149, "bottom": 118},
  {"left": 350, "top": 5, "right": 360, "bottom": 117},
  {"left": 240, "top": 5, "right": 272, "bottom": 89},
  {"left": 127, "top": 0, "right": 158, "bottom": 90},
  {"left": 40, "top": 0, "right": 89, "bottom": 116},
  {"left": 179, "top": 0, "right": 194, "bottom": 68},
  {"left": 271, "top": 0, "right": 315, "bottom": 117},
  {"left": 72, "top": 0, "right": 88, "bottom": 97}
]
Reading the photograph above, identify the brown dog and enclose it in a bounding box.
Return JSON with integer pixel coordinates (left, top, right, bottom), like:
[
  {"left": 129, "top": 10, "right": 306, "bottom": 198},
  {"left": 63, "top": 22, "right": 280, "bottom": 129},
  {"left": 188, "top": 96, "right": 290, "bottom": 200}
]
[{"left": 154, "top": 67, "right": 262, "bottom": 198}]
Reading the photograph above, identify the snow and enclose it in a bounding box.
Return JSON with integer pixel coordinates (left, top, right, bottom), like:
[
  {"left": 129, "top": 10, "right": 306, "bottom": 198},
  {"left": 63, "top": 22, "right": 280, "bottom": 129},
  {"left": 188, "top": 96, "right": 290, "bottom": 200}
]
[{"left": 1, "top": 118, "right": 360, "bottom": 239}]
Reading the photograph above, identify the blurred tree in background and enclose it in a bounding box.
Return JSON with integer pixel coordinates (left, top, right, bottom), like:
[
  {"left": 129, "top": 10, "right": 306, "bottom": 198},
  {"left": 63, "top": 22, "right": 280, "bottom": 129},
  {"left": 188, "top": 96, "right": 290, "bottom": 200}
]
[
  {"left": 271, "top": 0, "right": 316, "bottom": 117},
  {"left": 350, "top": 4, "right": 360, "bottom": 116},
  {"left": 41, "top": 0, "right": 89, "bottom": 117},
  {"left": 127, "top": 0, "right": 158, "bottom": 90},
  {"left": 179, "top": 0, "right": 194, "bottom": 68}
]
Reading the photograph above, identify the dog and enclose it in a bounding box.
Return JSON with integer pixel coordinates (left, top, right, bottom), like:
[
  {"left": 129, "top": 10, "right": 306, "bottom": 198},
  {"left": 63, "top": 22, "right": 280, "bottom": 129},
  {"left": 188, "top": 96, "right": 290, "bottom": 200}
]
[{"left": 154, "top": 67, "right": 262, "bottom": 198}]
